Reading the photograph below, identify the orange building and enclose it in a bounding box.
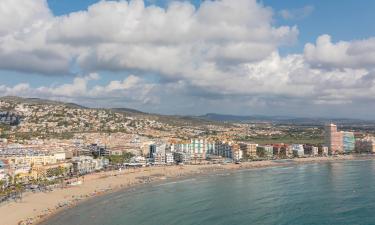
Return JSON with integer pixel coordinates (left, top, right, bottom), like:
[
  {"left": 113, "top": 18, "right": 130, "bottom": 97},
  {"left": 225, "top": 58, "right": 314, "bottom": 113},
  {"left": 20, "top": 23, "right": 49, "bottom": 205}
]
[{"left": 324, "top": 123, "right": 343, "bottom": 154}]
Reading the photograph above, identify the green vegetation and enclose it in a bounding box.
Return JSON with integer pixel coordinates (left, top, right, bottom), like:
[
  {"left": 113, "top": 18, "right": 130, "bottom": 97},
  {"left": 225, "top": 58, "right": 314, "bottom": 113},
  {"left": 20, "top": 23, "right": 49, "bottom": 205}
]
[{"left": 106, "top": 152, "right": 135, "bottom": 164}]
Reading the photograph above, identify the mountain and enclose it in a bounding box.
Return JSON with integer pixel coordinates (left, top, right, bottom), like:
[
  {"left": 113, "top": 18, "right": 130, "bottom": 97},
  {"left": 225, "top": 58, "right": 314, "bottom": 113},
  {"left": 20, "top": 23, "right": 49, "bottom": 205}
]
[
  {"left": 1, "top": 96, "right": 373, "bottom": 126},
  {"left": 0, "top": 96, "right": 86, "bottom": 109},
  {"left": 111, "top": 107, "right": 147, "bottom": 115},
  {"left": 199, "top": 113, "right": 294, "bottom": 122},
  {"left": 199, "top": 113, "right": 255, "bottom": 122},
  {"left": 199, "top": 113, "right": 374, "bottom": 125}
]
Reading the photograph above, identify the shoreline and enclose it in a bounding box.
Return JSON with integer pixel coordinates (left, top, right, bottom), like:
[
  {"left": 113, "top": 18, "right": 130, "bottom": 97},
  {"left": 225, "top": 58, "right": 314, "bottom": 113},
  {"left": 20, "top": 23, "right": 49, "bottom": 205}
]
[{"left": 0, "top": 155, "right": 373, "bottom": 225}]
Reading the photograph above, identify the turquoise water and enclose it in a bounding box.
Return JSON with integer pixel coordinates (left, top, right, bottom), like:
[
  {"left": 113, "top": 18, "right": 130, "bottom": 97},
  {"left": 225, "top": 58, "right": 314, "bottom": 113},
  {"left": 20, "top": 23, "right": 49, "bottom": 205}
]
[{"left": 42, "top": 160, "right": 375, "bottom": 225}]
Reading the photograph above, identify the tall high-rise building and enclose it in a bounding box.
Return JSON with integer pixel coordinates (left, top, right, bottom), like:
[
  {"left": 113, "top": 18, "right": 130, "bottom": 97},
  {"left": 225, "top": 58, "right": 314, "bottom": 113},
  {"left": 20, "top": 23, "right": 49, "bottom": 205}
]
[
  {"left": 342, "top": 132, "right": 355, "bottom": 153},
  {"left": 324, "top": 123, "right": 343, "bottom": 154}
]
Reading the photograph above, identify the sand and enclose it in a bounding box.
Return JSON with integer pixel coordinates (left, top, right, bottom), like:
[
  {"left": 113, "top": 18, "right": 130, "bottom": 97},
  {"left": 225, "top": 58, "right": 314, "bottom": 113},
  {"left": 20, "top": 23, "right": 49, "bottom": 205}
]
[{"left": 0, "top": 155, "right": 370, "bottom": 225}]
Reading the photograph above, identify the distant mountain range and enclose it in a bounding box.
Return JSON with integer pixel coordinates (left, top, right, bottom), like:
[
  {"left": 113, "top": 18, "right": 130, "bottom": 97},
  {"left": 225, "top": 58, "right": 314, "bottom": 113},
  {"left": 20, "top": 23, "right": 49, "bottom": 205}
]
[
  {"left": 198, "top": 113, "right": 372, "bottom": 125},
  {"left": 198, "top": 113, "right": 294, "bottom": 122}
]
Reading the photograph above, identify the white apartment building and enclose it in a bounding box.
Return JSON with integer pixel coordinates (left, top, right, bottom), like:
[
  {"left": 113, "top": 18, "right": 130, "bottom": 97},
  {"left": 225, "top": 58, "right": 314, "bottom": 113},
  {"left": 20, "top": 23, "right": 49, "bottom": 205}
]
[{"left": 292, "top": 144, "right": 304, "bottom": 157}]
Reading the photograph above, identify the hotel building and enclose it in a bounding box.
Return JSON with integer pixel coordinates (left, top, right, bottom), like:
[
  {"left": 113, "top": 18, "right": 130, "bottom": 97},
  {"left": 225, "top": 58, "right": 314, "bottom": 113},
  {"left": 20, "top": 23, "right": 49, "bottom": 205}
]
[
  {"left": 172, "top": 139, "right": 215, "bottom": 160},
  {"left": 324, "top": 123, "right": 343, "bottom": 154},
  {"left": 325, "top": 123, "right": 355, "bottom": 154},
  {"left": 239, "top": 143, "right": 258, "bottom": 159}
]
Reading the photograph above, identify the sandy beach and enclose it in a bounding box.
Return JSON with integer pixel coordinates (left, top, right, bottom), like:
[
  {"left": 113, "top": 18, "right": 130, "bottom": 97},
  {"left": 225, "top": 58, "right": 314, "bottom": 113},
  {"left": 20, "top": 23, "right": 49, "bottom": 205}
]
[{"left": 0, "top": 155, "right": 372, "bottom": 225}]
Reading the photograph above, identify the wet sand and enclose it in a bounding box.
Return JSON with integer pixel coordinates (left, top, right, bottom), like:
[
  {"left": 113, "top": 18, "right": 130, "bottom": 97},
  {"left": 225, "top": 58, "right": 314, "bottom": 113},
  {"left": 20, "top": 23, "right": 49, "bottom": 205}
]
[{"left": 0, "top": 155, "right": 371, "bottom": 225}]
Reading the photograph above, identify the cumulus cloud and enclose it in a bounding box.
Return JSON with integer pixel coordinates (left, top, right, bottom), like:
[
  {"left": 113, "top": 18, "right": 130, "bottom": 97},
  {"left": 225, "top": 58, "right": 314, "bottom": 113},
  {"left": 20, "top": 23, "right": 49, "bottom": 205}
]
[
  {"left": 0, "top": 74, "right": 158, "bottom": 106},
  {"left": 48, "top": 0, "right": 298, "bottom": 79},
  {"left": 0, "top": 0, "right": 51, "bottom": 35},
  {"left": 304, "top": 35, "right": 375, "bottom": 69},
  {"left": 0, "top": 0, "right": 74, "bottom": 75},
  {"left": 0, "top": 0, "right": 298, "bottom": 76}
]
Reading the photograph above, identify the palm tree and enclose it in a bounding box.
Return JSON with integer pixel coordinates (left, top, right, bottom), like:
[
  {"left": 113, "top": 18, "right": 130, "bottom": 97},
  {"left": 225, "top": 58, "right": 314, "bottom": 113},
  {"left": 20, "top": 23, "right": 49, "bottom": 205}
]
[
  {"left": 0, "top": 180, "right": 5, "bottom": 192},
  {"left": 7, "top": 174, "right": 13, "bottom": 186},
  {"left": 12, "top": 174, "right": 24, "bottom": 202},
  {"left": 13, "top": 174, "right": 21, "bottom": 186},
  {"left": 14, "top": 183, "right": 24, "bottom": 202}
]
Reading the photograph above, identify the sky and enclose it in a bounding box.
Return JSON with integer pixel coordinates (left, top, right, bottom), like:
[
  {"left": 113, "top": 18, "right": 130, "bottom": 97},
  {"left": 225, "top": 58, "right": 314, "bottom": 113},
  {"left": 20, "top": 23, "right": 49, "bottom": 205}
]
[{"left": 0, "top": 0, "right": 375, "bottom": 119}]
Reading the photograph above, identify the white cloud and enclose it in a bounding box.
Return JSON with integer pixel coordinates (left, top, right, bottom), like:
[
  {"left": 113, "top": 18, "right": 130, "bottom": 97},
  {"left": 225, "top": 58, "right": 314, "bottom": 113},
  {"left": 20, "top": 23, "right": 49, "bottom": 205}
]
[
  {"left": 0, "top": 74, "right": 158, "bottom": 106},
  {"left": 0, "top": 0, "right": 51, "bottom": 36},
  {"left": 0, "top": 0, "right": 298, "bottom": 77},
  {"left": 0, "top": 0, "right": 74, "bottom": 75},
  {"left": 304, "top": 35, "right": 375, "bottom": 69}
]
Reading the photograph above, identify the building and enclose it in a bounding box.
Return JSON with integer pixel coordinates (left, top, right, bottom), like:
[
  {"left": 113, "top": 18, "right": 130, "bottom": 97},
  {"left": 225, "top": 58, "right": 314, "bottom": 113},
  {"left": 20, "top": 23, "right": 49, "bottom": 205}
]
[
  {"left": 71, "top": 156, "right": 108, "bottom": 175},
  {"left": 355, "top": 137, "right": 375, "bottom": 153},
  {"left": 5, "top": 154, "right": 59, "bottom": 167},
  {"left": 149, "top": 144, "right": 167, "bottom": 164},
  {"left": 153, "top": 153, "right": 166, "bottom": 165},
  {"left": 53, "top": 152, "right": 66, "bottom": 161},
  {"left": 321, "top": 146, "right": 329, "bottom": 156},
  {"left": 272, "top": 144, "right": 289, "bottom": 158},
  {"left": 0, "top": 159, "right": 8, "bottom": 182},
  {"left": 215, "top": 141, "right": 244, "bottom": 160},
  {"left": 231, "top": 144, "right": 243, "bottom": 161},
  {"left": 303, "top": 145, "right": 318, "bottom": 156},
  {"left": 256, "top": 146, "right": 273, "bottom": 158},
  {"left": 30, "top": 162, "right": 72, "bottom": 180},
  {"left": 165, "top": 153, "right": 174, "bottom": 164},
  {"left": 342, "top": 132, "right": 355, "bottom": 153},
  {"left": 324, "top": 123, "right": 343, "bottom": 154},
  {"left": 191, "top": 139, "right": 214, "bottom": 159},
  {"left": 216, "top": 142, "right": 233, "bottom": 159},
  {"left": 172, "top": 139, "right": 215, "bottom": 161},
  {"left": 312, "top": 146, "right": 319, "bottom": 156},
  {"left": 109, "top": 149, "right": 123, "bottom": 156},
  {"left": 173, "top": 152, "right": 191, "bottom": 164},
  {"left": 292, "top": 144, "right": 304, "bottom": 157},
  {"left": 149, "top": 144, "right": 166, "bottom": 158},
  {"left": 89, "top": 144, "right": 110, "bottom": 157},
  {"left": 239, "top": 143, "right": 258, "bottom": 159}
]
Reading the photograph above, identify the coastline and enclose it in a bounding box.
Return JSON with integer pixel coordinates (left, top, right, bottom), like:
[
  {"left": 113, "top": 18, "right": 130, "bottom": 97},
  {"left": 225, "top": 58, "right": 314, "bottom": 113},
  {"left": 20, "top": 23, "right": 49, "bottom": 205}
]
[{"left": 0, "top": 155, "right": 373, "bottom": 225}]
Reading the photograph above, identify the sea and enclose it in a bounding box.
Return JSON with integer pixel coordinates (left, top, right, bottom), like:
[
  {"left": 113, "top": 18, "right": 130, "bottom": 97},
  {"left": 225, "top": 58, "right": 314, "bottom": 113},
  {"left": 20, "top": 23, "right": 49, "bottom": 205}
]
[{"left": 41, "top": 160, "right": 375, "bottom": 225}]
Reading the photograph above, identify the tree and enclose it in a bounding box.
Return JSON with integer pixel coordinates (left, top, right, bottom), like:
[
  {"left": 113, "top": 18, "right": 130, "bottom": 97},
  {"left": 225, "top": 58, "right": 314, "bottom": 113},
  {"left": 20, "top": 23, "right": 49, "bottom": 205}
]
[
  {"left": 6, "top": 175, "right": 12, "bottom": 188},
  {"left": 14, "top": 183, "right": 25, "bottom": 202},
  {"left": 106, "top": 152, "right": 135, "bottom": 165},
  {"left": 0, "top": 180, "right": 5, "bottom": 192}
]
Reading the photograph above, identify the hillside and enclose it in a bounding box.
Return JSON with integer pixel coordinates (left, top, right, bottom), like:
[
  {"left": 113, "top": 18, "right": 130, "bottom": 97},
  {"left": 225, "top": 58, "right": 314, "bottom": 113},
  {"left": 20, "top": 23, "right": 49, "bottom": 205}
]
[
  {"left": 0, "top": 96, "right": 226, "bottom": 141},
  {"left": 0, "top": 96, "right": 85, "bottom": 109}
]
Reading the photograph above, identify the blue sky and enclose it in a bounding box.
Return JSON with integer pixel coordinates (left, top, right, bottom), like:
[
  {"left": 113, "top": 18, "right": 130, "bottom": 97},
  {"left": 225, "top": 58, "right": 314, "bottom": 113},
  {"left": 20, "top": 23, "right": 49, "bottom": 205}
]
[
  {"left": 1, "top": 0, "right": 375, "bottom": 118},
  {"left": 264, "top": 0, "right": 375, "bottom": 54}
]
